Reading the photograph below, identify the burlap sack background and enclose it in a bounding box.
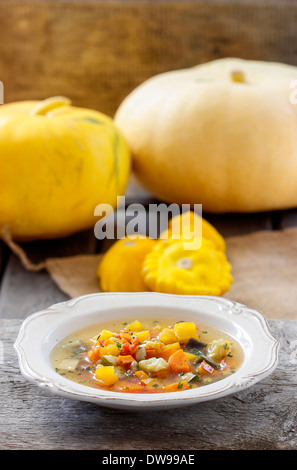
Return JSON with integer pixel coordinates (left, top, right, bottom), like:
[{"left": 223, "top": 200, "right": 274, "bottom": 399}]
[{"left": 44, "top": 227, "right": 297, "bottom": 321}]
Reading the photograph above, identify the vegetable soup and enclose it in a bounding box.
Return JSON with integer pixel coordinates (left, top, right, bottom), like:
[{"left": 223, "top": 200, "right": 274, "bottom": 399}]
[{"left": 51, "top": 318, "right": 243, "bottom": 393}]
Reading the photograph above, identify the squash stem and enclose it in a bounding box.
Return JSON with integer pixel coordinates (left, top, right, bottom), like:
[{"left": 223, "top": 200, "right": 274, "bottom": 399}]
[
  {"left": 30, "top": 96, "right": 71, "bottom": 116},
  {"left": 230, "top": 70, "right": 245, "bottom": 83}
]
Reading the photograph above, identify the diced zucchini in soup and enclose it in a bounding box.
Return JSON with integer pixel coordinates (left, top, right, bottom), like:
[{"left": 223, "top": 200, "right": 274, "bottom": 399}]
[
  {"left": 181, "top": 372, "right": 196, "bottom": 382},
  {"left": 100, "top": 355, "right": 118, "bottom": 366},
  {"left": 135, "top": 347, "right": 147, "bottom": 362},
  {"left": 62, "top": 340, "right": 82, "bottom": 350},
  {"left": 114, "top": 366, "right": 127, "bottom": 379},
  {"left": 139, "top": 357, "right": 169, "bottom": 373},
  {"left": 207, "top": 339, "right": 230, "bottom": 360},
  {"left": 57, "top": 358, "right": 79, "bottom": 371}
]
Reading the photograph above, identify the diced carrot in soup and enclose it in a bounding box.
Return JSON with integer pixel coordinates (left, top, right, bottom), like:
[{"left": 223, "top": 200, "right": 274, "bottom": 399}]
[
  {"left": 117, "top": 355, "right": 134, "bottom": 365},
  {"left": 198, "top": 360, "right": 215, "bottom": 374},
  {"left": 168, "top": 349, "right": 191, "bottom": 374},
  {"left": 163, "top": 381, "right": 189, "bottom": 392}
]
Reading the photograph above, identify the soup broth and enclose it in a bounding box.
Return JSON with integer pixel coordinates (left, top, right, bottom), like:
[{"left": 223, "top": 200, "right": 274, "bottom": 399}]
[{"left": 51, "top": 318, "right": 243, "bottom": 394}]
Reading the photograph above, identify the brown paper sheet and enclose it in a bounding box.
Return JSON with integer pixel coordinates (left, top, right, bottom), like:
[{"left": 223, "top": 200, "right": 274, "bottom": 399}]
[
  {"left": 43, "top": 227, "right": 297, "bottom": 321},
  {"left": 45, "top": 254, "right": 102, "bottom": 298}
]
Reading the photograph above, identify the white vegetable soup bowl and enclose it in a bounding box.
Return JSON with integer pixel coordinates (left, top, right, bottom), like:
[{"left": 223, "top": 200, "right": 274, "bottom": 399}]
[{"left": 14, "top": 292, "right": 279, "bottom": 411}]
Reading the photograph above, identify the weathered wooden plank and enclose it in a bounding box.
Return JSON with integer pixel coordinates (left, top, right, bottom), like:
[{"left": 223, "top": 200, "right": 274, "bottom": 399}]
[
  {"left": 0, "top": 229, "right": 99, "bottom": 319},
  {"left": 0, "top": 1, "right": 297, "bottom": 117},
  {"left": 18, "top": 228, "right": 99, "bottom": 264},
  {"left": 0, "top": 232, "right": 96, "bottom": 318},
  {"left": 203, "top": 212, "right": 273, "bottom": 238},
  {"left": 277, "top": 209, "right": 297, "bottom": 230},
  {"left": 0, "top": 241, "right": 9, "bottom": 282},
  {"left": 0, "top": 319, "right": 295, "bottom": 450},
  {"left": 0, "top": 255, "right": 69, "bottom": 319}
]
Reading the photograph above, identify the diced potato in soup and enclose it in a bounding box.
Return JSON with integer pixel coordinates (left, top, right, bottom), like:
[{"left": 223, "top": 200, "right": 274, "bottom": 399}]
[{"left": 51, "top": 318, "right": 243, "bottom": 393}]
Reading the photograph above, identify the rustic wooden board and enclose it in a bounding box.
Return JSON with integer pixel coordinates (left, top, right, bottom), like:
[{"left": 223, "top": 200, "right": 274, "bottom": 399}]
[
  {"left": 0, "top": 229, "right": 99, "bottom": 319},
  {"left": 277, "top": 209, "right": 297, "bottom": 230},
  {"left": 0, "top": 0, "right": 297, "bottom": 116},
  {"left": 0, "top": 318, "right": 295, "bottom": 450},
  {"left": 0, "top": 236, "right": 99, "bottom": 317},
  {"left": 0, "top": 241, "right": 9, "bottom": 282},
  {"left": 203, "top": 212, "right": 273, "bottom": 237},
  {"left": 0, "top": 255, "right": 68, "bottom": 319}
]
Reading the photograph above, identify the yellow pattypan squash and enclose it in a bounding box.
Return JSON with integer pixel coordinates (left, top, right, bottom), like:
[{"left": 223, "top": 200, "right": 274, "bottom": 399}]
[
  {"left": 97, "top": 235, "right": 157, "bottom": 292},
  {"left": 0, "top": 96, "right": 130, "bottom": 241},
  {"left": 162, "top": 211, "right": 226, "bottom": 252},
  {"left": 142, "top": 237, "right": 232, "bottom": 296}
]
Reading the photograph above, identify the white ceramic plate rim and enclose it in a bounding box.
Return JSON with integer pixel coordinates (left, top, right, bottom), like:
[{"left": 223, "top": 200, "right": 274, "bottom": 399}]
[{"left": 14, "top": 292, "right": 279, "bottom": 410}]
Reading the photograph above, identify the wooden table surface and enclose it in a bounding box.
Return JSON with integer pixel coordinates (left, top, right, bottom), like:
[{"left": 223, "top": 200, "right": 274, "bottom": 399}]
[{"left": 1, "top": 199, "right": 297, "bottom": 450}]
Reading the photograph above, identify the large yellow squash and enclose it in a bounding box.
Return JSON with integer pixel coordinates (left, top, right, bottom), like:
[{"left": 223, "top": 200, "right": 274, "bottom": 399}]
[
  {"left": 115, "top": 58, "right": 297, "bottom": 213},
  {"left": 0, "top": 97, "right": 131, "bottom": 240}
]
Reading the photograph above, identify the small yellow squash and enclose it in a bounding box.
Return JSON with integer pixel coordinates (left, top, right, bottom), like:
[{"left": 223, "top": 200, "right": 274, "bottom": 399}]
[
  {"left": 163, "top": 211, "right": 226, "bottom": 252},
  {"left": 142, "top": 237, "right": 233, "bottom": 296},
  {"left": 97, "top": 236, "right": 157, "bottom": 292}
]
